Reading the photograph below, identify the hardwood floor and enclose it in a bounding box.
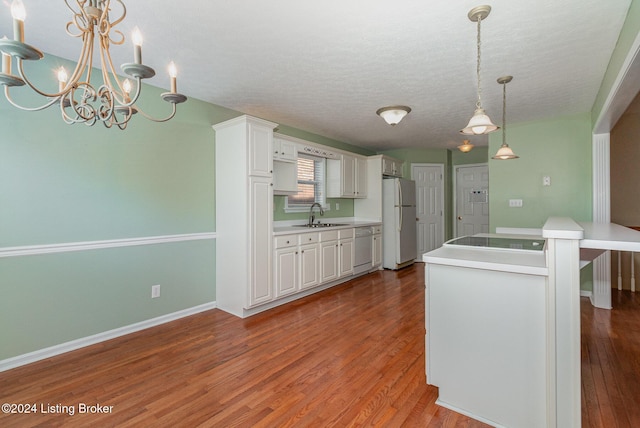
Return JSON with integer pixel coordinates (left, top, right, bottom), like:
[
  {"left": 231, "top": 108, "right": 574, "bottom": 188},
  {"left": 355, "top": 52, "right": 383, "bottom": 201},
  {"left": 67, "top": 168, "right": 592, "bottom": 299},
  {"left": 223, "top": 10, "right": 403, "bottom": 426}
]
[
  {"left": 0, "top": 264, "right": 488, "bottom": 427},
  {"left": 581, "top": 289, "right": 640, "bottom": 428},
  {"left": 1, "top": 265, "right": 638, "bottom": 427}
]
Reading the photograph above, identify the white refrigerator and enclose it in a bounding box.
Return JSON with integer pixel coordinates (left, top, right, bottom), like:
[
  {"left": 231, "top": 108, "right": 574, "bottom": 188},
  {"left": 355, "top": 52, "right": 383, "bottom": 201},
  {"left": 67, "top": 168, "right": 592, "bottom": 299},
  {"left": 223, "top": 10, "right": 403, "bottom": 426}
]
[{"left": 382, "top": 177, "right": 417, "bottom": 270}]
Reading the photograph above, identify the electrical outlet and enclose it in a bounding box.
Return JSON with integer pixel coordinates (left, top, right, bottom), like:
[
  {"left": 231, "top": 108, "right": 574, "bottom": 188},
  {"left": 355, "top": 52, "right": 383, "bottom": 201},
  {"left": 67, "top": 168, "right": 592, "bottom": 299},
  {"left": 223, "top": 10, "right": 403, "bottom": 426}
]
[
  {"left": 543, "top": 176, "right": 551, "bottom": 186},
  {"left": 335, "top": 202, "right": 340, "bottom": 210},
  {"left": 151, "top": 284, "right": 161, "bottom": 298},
  {"left": 509, "top": 199, "right": 523, "bottom": 208}
]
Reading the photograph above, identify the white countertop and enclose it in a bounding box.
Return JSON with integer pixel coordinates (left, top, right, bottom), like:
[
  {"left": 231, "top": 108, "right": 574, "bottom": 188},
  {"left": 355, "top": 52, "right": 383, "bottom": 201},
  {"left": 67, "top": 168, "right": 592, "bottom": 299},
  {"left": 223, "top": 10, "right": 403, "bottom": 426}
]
[
  {"left": 579, "top": 222, "right": 640, "bottom": 252},
  {"left": 273, "top": 219, "right": 382, "bottom": 236}
]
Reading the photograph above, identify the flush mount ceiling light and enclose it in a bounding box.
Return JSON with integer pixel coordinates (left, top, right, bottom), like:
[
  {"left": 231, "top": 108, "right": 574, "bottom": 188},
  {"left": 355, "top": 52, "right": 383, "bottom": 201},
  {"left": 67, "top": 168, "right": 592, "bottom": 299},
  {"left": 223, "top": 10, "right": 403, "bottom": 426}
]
[
  {"left": 460, "top": 5, "right": 499, "bottom": 136},
  {"left": 0, "top": 0, "right": 187, "bottom": 130},
  {"left": 457, "top": 139, "right": 475, "bottom": 153},
  {"left": 492, "top": 75, "right": 519, "bottom": 160},
  {"left": 376, "top": 105, "right": 411, "bottom": 126}
]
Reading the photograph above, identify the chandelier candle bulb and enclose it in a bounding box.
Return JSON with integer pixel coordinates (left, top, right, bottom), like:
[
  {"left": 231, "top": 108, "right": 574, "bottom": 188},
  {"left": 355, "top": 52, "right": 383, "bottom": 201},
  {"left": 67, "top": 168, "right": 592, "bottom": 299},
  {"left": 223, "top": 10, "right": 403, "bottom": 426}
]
[
  {"left": 11, "top": 0, "right": 26, "bottom": 43},
  {"left": 122, "top": 78, "right": 132, "bottom": 101},
  {"left": 132, "top": 27, "right": 143, "bottom": 64},
  {"left": 168, "top": 61, "right": 177, "bottom": 93},
  {"left": 57, "top": 67, "right": 68, "bottom": 92},
  {"left": 2, "top": 46, "right": 10, "bottom": 75}
]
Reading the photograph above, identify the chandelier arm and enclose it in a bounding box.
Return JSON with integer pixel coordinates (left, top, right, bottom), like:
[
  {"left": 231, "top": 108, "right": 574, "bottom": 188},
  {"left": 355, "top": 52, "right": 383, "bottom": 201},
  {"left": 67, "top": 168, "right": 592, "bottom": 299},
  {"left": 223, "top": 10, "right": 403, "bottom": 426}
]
[
  {"left": 106, "top": 1, "right": 127, "bottom": 31},
  {"left": 134, "top": 102, "right": 178, "bottom": 123},
  {"left": 3, "top": 85, "right": 60, "bottom": 111},
  {"left": 13, "top": 60, "right": 65, "bottom": 98}
]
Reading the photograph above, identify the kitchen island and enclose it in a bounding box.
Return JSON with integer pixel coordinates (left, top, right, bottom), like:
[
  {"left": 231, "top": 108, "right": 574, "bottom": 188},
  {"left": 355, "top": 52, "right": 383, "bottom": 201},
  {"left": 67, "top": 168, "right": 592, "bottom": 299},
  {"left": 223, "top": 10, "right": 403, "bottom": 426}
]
[{"left": 423, "top": 218, "right": 640, "bottom": 428}]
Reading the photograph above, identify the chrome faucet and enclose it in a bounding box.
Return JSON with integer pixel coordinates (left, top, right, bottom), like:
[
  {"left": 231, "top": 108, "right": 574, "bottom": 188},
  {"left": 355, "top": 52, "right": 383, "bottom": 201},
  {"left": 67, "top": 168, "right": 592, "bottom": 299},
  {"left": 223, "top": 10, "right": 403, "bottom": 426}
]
[{"left": 308, "top": 202, "right": 324, "bottom": 226}]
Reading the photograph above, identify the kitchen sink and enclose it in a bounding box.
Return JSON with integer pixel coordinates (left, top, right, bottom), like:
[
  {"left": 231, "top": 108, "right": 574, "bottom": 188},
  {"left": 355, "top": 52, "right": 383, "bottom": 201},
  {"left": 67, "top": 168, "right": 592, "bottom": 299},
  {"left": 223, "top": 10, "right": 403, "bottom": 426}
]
[{"left": 293, "top": 223, "right": 349, "bottom": 228}]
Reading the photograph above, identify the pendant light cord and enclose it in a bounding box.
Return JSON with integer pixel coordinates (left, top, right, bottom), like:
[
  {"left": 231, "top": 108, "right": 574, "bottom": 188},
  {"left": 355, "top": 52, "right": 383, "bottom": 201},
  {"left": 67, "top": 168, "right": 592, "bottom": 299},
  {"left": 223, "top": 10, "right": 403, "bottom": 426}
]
[
  {"left": 502, "top": 81, "right": 507, "bottom": 146},
  {"left": 476, "top": 16, "right": 482, "bottom": 109}
]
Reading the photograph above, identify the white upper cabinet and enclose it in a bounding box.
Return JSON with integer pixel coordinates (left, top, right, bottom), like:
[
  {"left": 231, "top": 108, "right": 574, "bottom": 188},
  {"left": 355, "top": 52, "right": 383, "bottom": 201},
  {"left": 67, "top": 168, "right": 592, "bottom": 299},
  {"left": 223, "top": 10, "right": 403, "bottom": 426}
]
[
  {"left": 382, "top": 156, "right": 403, "bottom": 177},
  {"left": 326, "top": 154, "right": 368, "bottom": 199},
  {"left": 249, "top": 123, "right": 274, "bottom": 177},
  {"left": 273, "top": 137, "right": 298, "bottom": 162}
]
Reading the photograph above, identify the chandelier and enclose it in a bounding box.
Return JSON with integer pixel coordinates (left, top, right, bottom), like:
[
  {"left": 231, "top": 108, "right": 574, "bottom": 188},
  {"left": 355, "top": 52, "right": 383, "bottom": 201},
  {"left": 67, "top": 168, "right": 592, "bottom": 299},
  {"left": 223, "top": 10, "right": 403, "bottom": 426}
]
[
  {"left": 0, "top": 0, "right": 187, "bottom": 130},
  {"left": 460, "top": 5, "right": 499, "bottom": 135}
]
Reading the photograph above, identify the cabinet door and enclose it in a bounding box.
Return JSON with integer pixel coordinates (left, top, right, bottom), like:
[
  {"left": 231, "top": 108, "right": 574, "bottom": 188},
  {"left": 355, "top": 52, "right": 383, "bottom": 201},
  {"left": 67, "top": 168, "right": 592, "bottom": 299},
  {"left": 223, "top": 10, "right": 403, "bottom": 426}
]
[
  {"left": 275, "top": 247, "right": 298, "bottom": 297},
  {"left": 373, "top": 234, "right": 382, "bottom": 267},
  {"left": 341, "top": 155, "right": 356, "bottom": 197},
  {"left": 382, "top": 158, "right": 394, "bottom": 176},
  {"left": 339, "top": 238, "right": 354, "bottom": 277},
  {"left": 320, "top": 241, "right": 339, "bottom": 283},
  {"left": 300, "top": 243, "right": 320, "bottom": 290},
  {"left": 278, "top": 139, "right": 298, "bottom": 162},
  {"left": 355, "top": 157, "right": 368, "bottom": 198},
  {"left": 249, "top": 123, "right": 273, "bottom": 177},
  {"left": 248, "top": 176, "right": 273, "bottom": 307}
]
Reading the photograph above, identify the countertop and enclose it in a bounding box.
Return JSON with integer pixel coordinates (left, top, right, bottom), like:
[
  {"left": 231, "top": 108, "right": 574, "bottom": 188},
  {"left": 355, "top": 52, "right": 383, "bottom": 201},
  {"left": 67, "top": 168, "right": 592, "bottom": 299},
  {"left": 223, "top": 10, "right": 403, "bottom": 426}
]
[{"left": 273, "top": 219, "right": 382, "bottom": 236}]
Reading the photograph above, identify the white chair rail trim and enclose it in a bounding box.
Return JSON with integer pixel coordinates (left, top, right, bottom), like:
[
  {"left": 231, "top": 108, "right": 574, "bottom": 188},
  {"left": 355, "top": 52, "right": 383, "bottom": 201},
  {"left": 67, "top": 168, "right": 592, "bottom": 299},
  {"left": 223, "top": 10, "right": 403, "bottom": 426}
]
[{"left": 0, "top": 232, "right": 217, "bottom": 258}]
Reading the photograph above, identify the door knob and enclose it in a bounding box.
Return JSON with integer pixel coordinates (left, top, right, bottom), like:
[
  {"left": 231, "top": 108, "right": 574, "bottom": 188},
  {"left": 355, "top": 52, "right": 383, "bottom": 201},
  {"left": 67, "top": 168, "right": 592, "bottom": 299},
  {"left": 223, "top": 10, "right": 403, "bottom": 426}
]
[{"left": 457, "top": 216, "right": 462, "bottom": 220}]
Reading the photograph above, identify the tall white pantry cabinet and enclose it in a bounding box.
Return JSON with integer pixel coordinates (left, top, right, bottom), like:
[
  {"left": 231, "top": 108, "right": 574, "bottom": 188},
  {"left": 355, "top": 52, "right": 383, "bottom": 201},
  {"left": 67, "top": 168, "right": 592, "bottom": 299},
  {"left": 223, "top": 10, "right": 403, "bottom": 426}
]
[{"left": 213, "top": 115, "right": 278, "bottom": 318}]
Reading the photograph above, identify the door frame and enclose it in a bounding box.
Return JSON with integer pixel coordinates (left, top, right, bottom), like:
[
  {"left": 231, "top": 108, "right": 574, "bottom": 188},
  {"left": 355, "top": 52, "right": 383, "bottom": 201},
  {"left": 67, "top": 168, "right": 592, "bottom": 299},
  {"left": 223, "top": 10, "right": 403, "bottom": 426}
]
[
  {"left": 411, "top": 163, "right": 445, "bottom": 258},
  {"left": 591, "top": 28, "right": 640, "bottom": 310},
  {"left": 453, "top": 163, "right": 489, "bottom": 238}
]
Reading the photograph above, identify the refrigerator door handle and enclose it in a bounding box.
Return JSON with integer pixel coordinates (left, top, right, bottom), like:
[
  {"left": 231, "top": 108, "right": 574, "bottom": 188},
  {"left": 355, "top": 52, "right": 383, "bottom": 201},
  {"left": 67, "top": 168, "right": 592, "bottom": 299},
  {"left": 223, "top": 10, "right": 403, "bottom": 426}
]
[{"left": 397, "top": 179, "right": 404, "bottom": 232}]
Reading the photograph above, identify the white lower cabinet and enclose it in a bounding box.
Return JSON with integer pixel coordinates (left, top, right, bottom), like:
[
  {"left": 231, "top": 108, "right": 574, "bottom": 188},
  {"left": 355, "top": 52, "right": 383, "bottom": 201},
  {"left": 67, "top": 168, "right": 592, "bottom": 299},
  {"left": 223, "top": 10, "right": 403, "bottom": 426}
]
[
  {"left": 274, "top": 237, "right": 298, "bottom": 298},
  {"left": 372, "top": 225, "right": 383, "bottom": 268},
  {"left": 320, "top": 238, "right": 339, "bottom": 284},
  {"left": 338, "top": 229, "right": 354, "bottom": 277},
  {"left": 300, "top": 242, "right": 320, "bottom": 290},
  {"left": 272, "top": 226, "right": 374, "bottom": 306},
  {"left": 274, "top": 233, "right": 320, "bottom": 296}
]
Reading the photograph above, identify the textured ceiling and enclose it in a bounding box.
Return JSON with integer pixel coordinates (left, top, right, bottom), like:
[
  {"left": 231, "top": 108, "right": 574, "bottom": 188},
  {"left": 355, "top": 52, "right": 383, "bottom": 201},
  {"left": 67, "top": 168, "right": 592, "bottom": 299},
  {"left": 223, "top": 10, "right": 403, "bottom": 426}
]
[{"left": 0, "top": 0, "right": 633, "bottom": 151}]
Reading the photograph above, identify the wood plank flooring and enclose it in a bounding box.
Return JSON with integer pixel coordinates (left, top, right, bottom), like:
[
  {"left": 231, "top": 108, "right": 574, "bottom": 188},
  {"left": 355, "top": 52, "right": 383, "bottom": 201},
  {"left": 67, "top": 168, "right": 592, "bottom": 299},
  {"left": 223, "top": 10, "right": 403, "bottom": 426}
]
[
  {"left": 581, "top": 289, "right": 640, "bottom": 427},
  {"left": 1, "top": 264, "right": 638, "bottom": 427}
]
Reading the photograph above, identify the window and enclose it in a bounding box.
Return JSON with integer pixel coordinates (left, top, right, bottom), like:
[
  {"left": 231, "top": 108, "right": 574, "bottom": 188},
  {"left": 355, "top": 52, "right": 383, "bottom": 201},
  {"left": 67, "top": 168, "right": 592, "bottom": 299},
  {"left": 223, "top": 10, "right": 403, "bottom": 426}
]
[{"left": 285, "top": 154, "right": 327, "bottom": 212}]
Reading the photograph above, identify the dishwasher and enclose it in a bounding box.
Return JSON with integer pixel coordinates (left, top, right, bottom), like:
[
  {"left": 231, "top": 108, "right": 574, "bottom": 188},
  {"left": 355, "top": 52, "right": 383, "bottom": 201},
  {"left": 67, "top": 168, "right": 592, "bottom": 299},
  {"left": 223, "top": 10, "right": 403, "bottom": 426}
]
[{"left": 354, "top": 226, "right": 374, "bottom": 275}]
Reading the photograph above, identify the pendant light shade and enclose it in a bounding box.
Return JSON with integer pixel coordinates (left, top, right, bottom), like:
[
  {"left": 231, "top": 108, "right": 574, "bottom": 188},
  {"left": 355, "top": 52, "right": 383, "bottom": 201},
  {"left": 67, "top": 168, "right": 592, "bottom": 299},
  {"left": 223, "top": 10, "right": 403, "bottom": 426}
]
[
  {"left": 460, "top": 5, "right": 499, "bottom": 136},
  {"left": 376, "top": 106, "right": 411, "bottom": 125},
  {"left": 461, "top": 108, "right": 499, "bottom": 135},
  {"left": 492, "top": 75, "right": 519, "bottom": 160},
  {"left": 458, "top": 139, "right": 475, "bottom": 153}
]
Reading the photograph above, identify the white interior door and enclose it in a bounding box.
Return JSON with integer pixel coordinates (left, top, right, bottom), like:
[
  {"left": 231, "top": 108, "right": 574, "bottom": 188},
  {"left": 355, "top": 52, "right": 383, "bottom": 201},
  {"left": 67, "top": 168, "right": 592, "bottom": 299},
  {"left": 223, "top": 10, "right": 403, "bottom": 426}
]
[
  {"left": 455, "top": 164, "right": 489, "bottom": 237},
  {"left": 412, "top": 164, "right": 444, "bottom": 258}
]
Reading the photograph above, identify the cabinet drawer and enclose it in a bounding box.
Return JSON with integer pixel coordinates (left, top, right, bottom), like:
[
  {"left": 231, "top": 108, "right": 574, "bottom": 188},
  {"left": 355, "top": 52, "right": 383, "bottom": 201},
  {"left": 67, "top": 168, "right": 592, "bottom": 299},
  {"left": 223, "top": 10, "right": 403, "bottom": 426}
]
[
  {"left": 299, "top": 232, "right": 319, "bottom": 245},
  {"left": 372, "top": 225, "right": 382, "bottom": 234},
  {"left": 275, "top": 235, "right": 298, "bottom": 249},
  {"left": 319, "top": 230, "right": 339, "bottom": 242},
  {"left": 339, "top": 228, "right": 355, "bottom": 239}
]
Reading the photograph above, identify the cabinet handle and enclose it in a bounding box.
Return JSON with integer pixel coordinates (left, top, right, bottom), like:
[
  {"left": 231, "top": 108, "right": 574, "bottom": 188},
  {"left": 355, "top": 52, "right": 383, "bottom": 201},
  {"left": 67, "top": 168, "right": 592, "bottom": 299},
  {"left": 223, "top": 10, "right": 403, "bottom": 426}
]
[
  {"left": 270, "top": 183, "right": 273, "bottom": 186},
  {"left": 286, "top": 240, "right": 290, "bottom": 244},
  {"left": 296, "top": 251, "right": 298, "bottom": 254},
  {"left": 301, "top": 250, "right": 304, "bottom": 253}
]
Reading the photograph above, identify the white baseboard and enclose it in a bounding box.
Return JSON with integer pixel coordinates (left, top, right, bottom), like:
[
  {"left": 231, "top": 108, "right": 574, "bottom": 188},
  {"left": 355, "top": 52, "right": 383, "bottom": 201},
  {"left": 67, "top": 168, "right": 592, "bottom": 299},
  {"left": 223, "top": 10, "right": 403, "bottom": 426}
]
[
  {"left": 0, "top": 301, "right": 217, "bottom": 373},
  {"left": 435, "top": 399, "right": 504, "bottom": 428},
  {"left": 580, "top": 290, "right": 593, "bottom": 298}
]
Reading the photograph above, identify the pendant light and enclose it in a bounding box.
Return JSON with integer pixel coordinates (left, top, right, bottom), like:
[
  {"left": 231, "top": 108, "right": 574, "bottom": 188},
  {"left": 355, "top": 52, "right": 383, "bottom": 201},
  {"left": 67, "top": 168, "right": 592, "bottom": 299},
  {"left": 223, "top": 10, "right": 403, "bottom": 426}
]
[
  {"left": 492, "top": 76, "right": 519, "bottom": 160},
  {"left": 457, "top": 140, "right": 475, "bottom": 153},
  {"left": 460, "top": 5, "right": 499, "bottom": 135}
]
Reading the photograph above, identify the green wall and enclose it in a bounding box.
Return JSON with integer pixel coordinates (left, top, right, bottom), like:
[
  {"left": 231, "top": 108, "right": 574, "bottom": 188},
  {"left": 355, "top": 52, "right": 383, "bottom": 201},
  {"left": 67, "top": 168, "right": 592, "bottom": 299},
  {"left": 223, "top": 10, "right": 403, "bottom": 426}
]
[
  {"left": 592, "top": 0, "right": 639, "bottom": 125},
  {"left": 488, "top": 113, "right": 593, "bottom": 231},
  {"left": 0, "top": 54, "right": 366, "bottom": 361}
]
